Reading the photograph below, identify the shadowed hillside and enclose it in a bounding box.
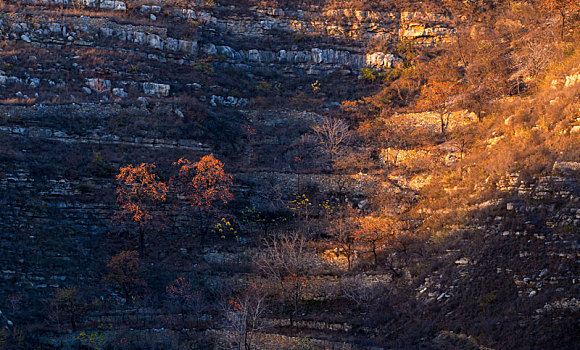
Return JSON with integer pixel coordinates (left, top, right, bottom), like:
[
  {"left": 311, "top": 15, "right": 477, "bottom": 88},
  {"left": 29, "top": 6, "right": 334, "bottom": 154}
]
[{"left": 0, "top": 0, "right": 579, "bottom": 349}]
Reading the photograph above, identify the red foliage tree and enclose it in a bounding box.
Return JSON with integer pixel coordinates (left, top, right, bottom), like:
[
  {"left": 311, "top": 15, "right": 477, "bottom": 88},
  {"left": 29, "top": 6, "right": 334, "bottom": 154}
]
[
  {"left": 116, "top": 163, "right": 167, "bottom": 257},
  {"left": 166, "top": 276, "right": 203, "bottom": 321},
  {"left": 106, "top": 250, "right": 146, "bottom": 304},
  {"left": 173, "top": 154, "right": 233, "bottom": 233}
]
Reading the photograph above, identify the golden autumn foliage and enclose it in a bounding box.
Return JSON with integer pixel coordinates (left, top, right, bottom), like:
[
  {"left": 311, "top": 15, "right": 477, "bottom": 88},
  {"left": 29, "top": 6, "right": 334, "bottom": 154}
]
[
  {"left": 538, "top": 0, "right": 580, "bottom": 13},
  {"left": 417, "top": 80, "right": 464, "bottom": 135},
  {"left": 537, "top": 0, "right": 580, "bottom": 37},
  {"left": 173, "top": 154, "right": 234, "bottom": 211},
  {"left": 354, "top": 216, "right": 399, "bottom": 266},
  {"left": 116, "top": 163, "right": 167, "bottom": 257},
  {"left": 417, "top": 81, "right": 462, "bottom": 112},
  {"left": 116, "top": 163, "right": 168, "bottom": 223}
]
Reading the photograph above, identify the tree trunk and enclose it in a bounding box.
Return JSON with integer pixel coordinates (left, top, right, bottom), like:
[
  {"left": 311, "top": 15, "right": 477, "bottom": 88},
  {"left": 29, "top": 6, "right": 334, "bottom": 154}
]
[
  {"left": 71, "top": 312, "right": 77, "bottom": 332},
  {"left": 561, "top": 11, "right": 565, "bottom": 40},
  {"left": 297, "top": 173, "right": 301, "bottom": 194},
  {"left": 347, "top": 254, "right": 351, "bottom": 271},
  {"left": 293, "top": 290, "right": 299, "bottom": 327},
  {"left": 440, "top": 112, "right": 450, "bottom": 136},
  {"left": 139, "top": 226, "right": 144, "bottom": 258},
  {"left": 263, "top": 222, "right": 269, "bottom": 237},
  {"left": 123, "top": 285, "right": 131, "bottom": 305}
]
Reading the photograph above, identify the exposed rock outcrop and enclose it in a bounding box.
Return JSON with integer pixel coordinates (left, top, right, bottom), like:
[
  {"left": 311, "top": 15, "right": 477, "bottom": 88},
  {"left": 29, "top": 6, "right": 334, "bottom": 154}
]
[{"left": 142, "top": 82, "right": 170, "bottom": 97}]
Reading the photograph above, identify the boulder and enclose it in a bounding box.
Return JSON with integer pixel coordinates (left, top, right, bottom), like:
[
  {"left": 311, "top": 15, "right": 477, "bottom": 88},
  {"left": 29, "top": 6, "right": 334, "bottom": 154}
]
[
  {"left": 28, "top": 78, "right": 40, "bottom": 88},
  {"left": 137, "top": 96, "right": 149, "bottom": 105},
  {"left": 248, "top": 49, "right": 260, "bottom": 62},
  {"left": 203, "top": 43, "right": 217, "bottom": 55},
  {"left": 165, "top": 38, "right": 179, "bottom": 51},
  {"left": 147, "top": 34, "right": 163, "bottom": 50},
  {"left": 553, "top": 161, "right": 580, "bottom": 174},
  {"left": 210, "top": 95, "right": 249, "bottom": 107},
  {"left": 444, "top": 153, "right": 458, "bottom": 166},
  {"left": 86, "top": 78, "right": 111, "bottom": 92},
  {"left": 365, "top": 52, "right": 398, "bottom": 68},
  {"left": 0, "top": 309, "right": 13, "bottom": 330},
  {"left": 180, "top": 9, "right": 196, "bottom": 20},
  {"left": 565, "top": 72, "right": 580, "bottom": 88},
  {"left": 142, "top": 82, "right": 170, "bottom": 97},
  {"left": 100, "top": 0, "right": 126, "bottom": 11},
  {"left": 112, "top": 88, "right": 128, "bottom": 98},
  {"left": 217, "top": 45, "right": 238, "bottom": 59},
  {"left": 178, "top": 40, "right": 197, "bottom": 54}
]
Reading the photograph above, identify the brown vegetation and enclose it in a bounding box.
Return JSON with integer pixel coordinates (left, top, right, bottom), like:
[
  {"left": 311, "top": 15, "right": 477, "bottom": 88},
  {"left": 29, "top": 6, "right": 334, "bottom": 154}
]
[{"left": 1, "top": 1, "right": 579, "bottom": 349}]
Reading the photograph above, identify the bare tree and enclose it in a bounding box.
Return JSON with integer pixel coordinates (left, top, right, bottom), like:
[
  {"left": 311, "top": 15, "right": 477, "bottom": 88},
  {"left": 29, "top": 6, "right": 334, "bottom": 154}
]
[
  {"left": 89, "top": 78, "right": 111, "bottom": 100},
  {"left": 510, "top": 37, "right": 555, "bottom": 92},
  {"left": 341, "top": 275, "right": 383, "bottom": 308},
  {"left": 312, "top": 116, "right": 350, "bottom": 161},
  {"left": 49, "top": 287, "right": 87, "bottom": 332},
  {"left": 223, "top": 284, "right": 267, "bottom": 350},
  {"left": 331, "top": 204, "right": 359, "bottom": 271},
  {"left": 255, "top": 231, "right": 317, "bottom": 326}
]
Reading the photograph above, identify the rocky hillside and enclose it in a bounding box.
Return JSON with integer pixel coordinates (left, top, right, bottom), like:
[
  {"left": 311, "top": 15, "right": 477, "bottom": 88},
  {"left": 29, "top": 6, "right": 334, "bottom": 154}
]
[{"left": 0, "top": 0, "right": 579, "bottom": 349}]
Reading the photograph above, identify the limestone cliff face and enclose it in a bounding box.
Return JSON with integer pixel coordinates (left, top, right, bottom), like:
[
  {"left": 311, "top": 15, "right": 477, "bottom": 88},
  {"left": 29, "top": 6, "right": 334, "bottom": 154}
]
[
  {"left": 0, "top": 2, "right": 455, "bottom": 113},
  {"left": 0, "top": 1, "right": 452, "bottom": 75}
]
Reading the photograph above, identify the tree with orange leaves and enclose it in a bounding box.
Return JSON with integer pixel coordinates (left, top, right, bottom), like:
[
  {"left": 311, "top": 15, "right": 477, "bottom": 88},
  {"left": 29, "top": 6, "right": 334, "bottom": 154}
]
[
  {"left": 538, "top": 0, "right": 580, "bottom": 38},
  {"left": 173, "top": 154, "right": 233, "bottom": 233},
  {"left": 106, "top": 250, "right": 146, "bottom": 304},
  {"left": 116, "top": 163, "right": 167, "bottom": 257},
  {"left": 417, "top": 80, "right": 463, "bottom": 137},
  {"left": 354, "top": 216, "right": 398, "bottom": 266}
]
